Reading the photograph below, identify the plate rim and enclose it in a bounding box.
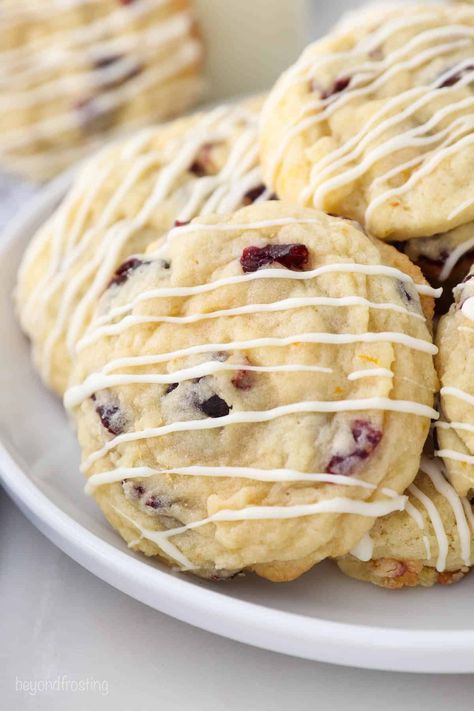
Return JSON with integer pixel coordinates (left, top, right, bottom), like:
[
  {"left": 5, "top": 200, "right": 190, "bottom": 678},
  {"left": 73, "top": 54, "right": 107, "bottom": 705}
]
[{"left": 2, "top": 173, "right": 474, "bottom": 674}]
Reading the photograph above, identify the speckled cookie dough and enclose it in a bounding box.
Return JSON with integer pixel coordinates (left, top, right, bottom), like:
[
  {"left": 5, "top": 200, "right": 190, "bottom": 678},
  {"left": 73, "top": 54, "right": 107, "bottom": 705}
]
[
  {"left": 65, "top": 201, "right": 438, "bottom": 582},
  {"left": 338, "top": 456, "right": 474, "bottom": 589},
  {"left": 435, "top": 267, "right": 474, "bottom": 496},
  {"left": 16, "top": 100, "right": 267, "bottom": 395},
  {"left": 260, "top": 3, "right": 474, "bottom": 241},
  {"left": 0, "top": 0, "right": 203, "bottom": 181}
]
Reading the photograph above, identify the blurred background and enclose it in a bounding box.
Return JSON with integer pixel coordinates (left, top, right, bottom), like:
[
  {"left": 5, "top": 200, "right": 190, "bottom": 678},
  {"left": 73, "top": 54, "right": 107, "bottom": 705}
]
[
  {"left": 195, "top": 0, "right": 375, "bottom": 99},
  {"left": 0, "top": 0, "right": 420, "bottom": 227}
]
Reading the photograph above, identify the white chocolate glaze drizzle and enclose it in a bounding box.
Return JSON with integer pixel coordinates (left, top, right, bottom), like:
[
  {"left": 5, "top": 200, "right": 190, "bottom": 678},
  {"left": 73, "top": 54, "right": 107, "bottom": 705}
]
[
  {"left": 67, "top": 211, "right": 440, "bottom": 571},
  {"left": 80, "top": 398, "right": 439, "bottom": 474},
  {"left": 263, "top": 6, "right": 474, "bottom": 234},
  {"left": 85, "top": 259, "right": 440, "bottom": 331},
  {"left": 368, "top": 456, "right": 474, "bottom": 572},
  {"left": 19, "top": 103, "right": 267, "bottom": 384},
  {"left": 439, "top": 237, "right": 474, "bottom": 282},
  {"left": 350, "top": 533, "right": 374, "bottom": 562},
  {"left": 115, "top": 495, "right": 407, "bottom": 572},
  {"left": 461, "top": 296, "right": 474, "bottom": 322},
  {"left": 85, "top": 465, "right": 378, "bottom": 496}
]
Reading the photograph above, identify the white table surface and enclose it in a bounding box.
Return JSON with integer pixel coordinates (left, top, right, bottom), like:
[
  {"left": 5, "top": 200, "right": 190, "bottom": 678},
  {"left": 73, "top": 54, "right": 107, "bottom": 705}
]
[
  {"left": 2, "top": 488, "right": 474, "bottom": 710},
  {"left": 2, "top": 1, "right": 471, "bottom": 707}
]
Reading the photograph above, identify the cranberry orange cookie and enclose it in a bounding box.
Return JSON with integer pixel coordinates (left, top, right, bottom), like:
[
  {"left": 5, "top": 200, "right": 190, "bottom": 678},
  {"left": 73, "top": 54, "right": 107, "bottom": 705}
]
[
  {"left": 0, "top": 0, "right": 202, "bottom": 181},
  {"left": 65, "top": 201, "right": 438, "bottom": 581},
  {"left": 16, "top": 101, "right": 268, "bottom": 395},
  {"left": 435, "top": 268, "right": 474, "bottom": 496},
  {"left": 338, "top": 456, "right": 474, "bottom": 589},
  {"left": 260, "top": 3, "right": 474, "bottom": 241}
]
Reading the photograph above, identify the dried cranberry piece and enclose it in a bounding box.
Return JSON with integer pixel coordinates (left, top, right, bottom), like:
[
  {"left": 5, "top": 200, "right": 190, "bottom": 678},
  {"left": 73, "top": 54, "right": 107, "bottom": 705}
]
[
  {"left": 145, "top": 495, "right": 166, "bottom": 510},
  {"left": 240, "top": 244, "right": 309, "bottom": 273},
  {"left": 231, "top": 369, "right": 254, "bottom": 391},
  {"left": 108, "top": 258, "right": 146, "bottom": 288},
  {"left": 189, "top": 143, "right": 216, "bottom": 177},
  {"left": 352, "top": 420, "right": 383, "bottom": 449},
  {"left": 243, "top": 185, "right": 266, "bottom": 205},
  {"left": 398, "top": 281, "right": 413, "bottom": 304},
  {"left": 198, "top": 394, "right": 231, "bottom": 418},
  {"left": 321, "top": 76, "right": 351, "bottom": 100},
  {"left": 125, "top": 482, "right": 145, "bottom": 498},
  {"left": 91, "top": 394, "right": 126, "bottom": 435},
  {"left": 174, "top": 220, "right": 190, "bottom": 227},
  {"left": 327, "top": 420, "right": 383, "bottom": 476},
  {"left": 94, "top": 55, "right": 121, "bottom": 70},
  {"left": 438, "top": 64, "right": 474, "bottom": 88}
]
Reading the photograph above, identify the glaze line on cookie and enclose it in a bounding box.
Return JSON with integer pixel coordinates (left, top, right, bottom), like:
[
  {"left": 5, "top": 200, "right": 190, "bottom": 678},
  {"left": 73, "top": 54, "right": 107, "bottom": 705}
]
[
  {"left": 441, "top": 386, "right": 474, "bottom": 406},
  {"left": 462, "top": 296, "right": 474, "bottom": 320},
  {"left": 17, "top": 103, "right": 268, "bottom": 391},
  {"left": 434, "top": 421, "right": 474, "bottom": 434},
  {"left": 80, "top": 397, "right": 438, "bottom": 474},
  {"left": 84, "top": 465, "right": 379, "bottom": 495},
  {"left": 112, "top": 494, "right": 408, "bottom": 571},
  {"left": 77, "top": 330, "right": 438, "bottom": 361},
  {"left": 421, "top": 456, "right": 472, "bottom": 566},
  {"left": 347, "top": 368, "right": 393, "bottom": 381},
  {"left": 66, "top": 363, "right": 430, "bottom": 410},
  {"left": 439, "top": 236, "right": 474, "bottom": 281},
  {"left": 65, "top": 362, "right": 335, "bottom": 409},
  {"left": 86, "top": 292, "right": 426, "bottom": 342},
  {"left": 87, "top": 260, "right": 440, "bottom": 332},
  {"left": 435, "top": 283, "right": 474, "bottom": 493},
  {"left": 349, "top": 532, "right": 374, "bottom": 561},
  {"left": 374, "top": 456, "right": 473, "bottom": 572},
  {"left": 271, "top": 34, "right": 474, "bottom": 196},
  {"left": 435, "top": 449, "right": 474, "bottom": 465},
  {"left": 261, "top": 4, "right": 474, "bottom": 239}
]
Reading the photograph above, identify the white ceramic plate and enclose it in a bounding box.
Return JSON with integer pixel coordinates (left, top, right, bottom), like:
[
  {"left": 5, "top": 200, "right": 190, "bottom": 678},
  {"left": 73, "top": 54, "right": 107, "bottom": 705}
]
[{"left": 1, "top": 175, "right": 474, "bottom": 674}]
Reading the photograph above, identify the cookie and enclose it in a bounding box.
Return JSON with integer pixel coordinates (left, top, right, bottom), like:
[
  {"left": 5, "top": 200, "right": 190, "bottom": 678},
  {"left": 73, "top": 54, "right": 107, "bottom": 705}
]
[
  {"left": 16, "top": 100, "right": 267, "bottom": 394},
  {"left": 398, "top": 222, "right": 474, "bottom": 312},
  {"left": 260, "top": 3, "right": 474, "bottom": 241},
  {"left": 435, "top": 267, "right": 474, "bottom": 496},
  {"left": 65, "top": 201, "right": 438, "bottom": 582},
  {"left": 0, "top": 0, "right": 203, "bottom": 181},
  {"left": 337, "top": 456, "right": 474, "bottom": 588}
]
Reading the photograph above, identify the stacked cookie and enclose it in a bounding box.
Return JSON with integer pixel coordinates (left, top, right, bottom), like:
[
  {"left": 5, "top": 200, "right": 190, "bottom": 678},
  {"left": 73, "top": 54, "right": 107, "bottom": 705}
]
[
  {"left": 16, "top": 2, "right": 474, "bottom": 588},
  {"left": 0, "top": 0, "right": 203, "bottom": 181}
]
